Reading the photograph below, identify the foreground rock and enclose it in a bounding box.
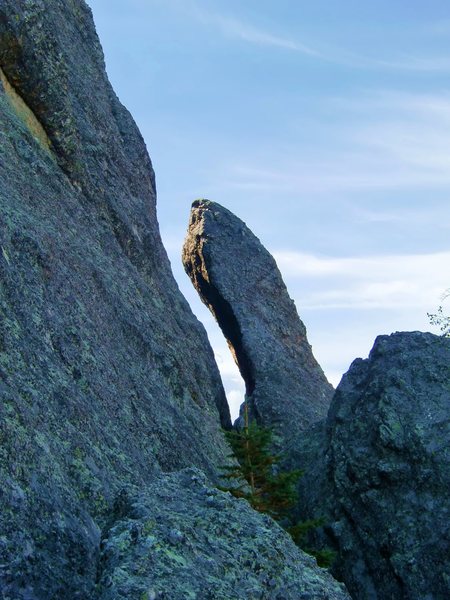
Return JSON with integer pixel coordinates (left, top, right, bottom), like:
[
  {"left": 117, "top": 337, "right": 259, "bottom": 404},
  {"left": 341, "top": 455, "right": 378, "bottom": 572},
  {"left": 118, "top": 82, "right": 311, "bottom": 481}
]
[
  {"left": 97, "top": 468, "right": 351, "bottom": 600},
  {"left": 296, "top": 332, "right": 450, "bottom": 599},
  {"left": 0, "top": 2, "right": 230, "bottom": 597},
  {"left": 324, "top": 332, "right": 450, "bottom": 599},
  {"left": 183, "top": 199, "right": 334, "bottom": 460}
]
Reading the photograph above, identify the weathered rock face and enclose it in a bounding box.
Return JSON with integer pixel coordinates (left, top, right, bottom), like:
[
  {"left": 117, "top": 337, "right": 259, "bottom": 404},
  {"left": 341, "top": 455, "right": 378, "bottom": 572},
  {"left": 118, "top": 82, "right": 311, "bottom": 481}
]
[
  {"left": 7, "top": 3, "right": 447, "bottom": 600},
  {"left": 296, "top": 332, "right": 450, "bottom": 599},
  {"left": 0, "top": 1, "right": 232, "bottom": 597},
  {"left": 325, "top": 332, "right": 450, "bottom": 599},
  {"left": 182, "top": 199, "right": 334, "bottom": 461},
  {"left": 97, "top": 467, "right": 351, "bottom": 600}
]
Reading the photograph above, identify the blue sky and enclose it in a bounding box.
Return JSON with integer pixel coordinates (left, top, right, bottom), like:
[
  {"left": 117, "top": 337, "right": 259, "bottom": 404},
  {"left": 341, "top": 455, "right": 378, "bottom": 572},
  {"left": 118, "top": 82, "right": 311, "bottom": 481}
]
[{"left": 88, "top": 0, "right": 450, "bottom": 418}]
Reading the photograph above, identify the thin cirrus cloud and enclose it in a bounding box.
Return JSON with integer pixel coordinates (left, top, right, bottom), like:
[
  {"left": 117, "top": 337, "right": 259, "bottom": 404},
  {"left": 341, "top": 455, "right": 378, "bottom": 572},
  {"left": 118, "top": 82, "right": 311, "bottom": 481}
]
[
  {"left": 198, "top": 13, "right": 320, "bottom": 56},
  {"left": 123, "top": 0, "right": 450, "bottom": 74},
  {"left": 374, "top": 56, "right": 450, "bottom": 72},
  {"left": 345, "top": 92, "right": 450, "bottom": 175},
  {"left": 172, "top": 1, "right": 450, "bottom": 73},
  {"left": 205, "top": 90, "right": 450, "bottom": 195},
  {"left": 223, "top": 160, "right": 450, "bottom": 194},
  {"left": 329, "top": 52, "right": 450, "bottom": 73},
  {"left": 164, "top": 0, "right": 321, "bottom": 55},
  {"left": 332, "top": 91, "right": 450, "bottom": 122}
]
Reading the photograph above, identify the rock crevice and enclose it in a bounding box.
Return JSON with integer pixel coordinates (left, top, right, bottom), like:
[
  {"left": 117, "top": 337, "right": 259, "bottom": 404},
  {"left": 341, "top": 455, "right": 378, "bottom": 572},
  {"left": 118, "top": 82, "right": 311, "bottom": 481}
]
[
  {"left": 0, "top": 66, "right": 52, "bottom": 152},
  {"left": 183, "top": 218, "right": 256, "bottom": 397}
]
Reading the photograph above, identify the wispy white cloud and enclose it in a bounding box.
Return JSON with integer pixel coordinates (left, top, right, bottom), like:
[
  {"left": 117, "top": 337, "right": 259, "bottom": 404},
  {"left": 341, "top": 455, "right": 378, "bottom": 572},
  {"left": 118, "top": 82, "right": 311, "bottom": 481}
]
[
  {"left": 207, "top": 15, "right": 319, "bottom": 55},
  {"left": 208, "top": 18, "right": 450, "bottom": 72},
  {"left": 273, "top": 250, "right": 450, "bottom": 311},
  {"left": 223, "top": 161, "right": 450, "bottom": 194},
  {"left": 282, "top": 248, "right": 450, "bottom": 385},
  {"left": 373, "top": 56, "right": 450, "bottom": 72},
  {"left": 348, "top": 92, "right": 450, "bottom": 179},
  {"left": 184, "top": 2, "right": 450, "bottom": 72},
  {"left": 268, "top": 42, "right": 450, "bottom": 72},
  {"left": 333, "top": 91, "right": 450, "bottom": 122},
  {"left": 189, "top": 5, "right": 320, "bottom": 56},
  {"left": 120, "top": 0, "right": 450, "bottom": 73},
  {"left": 352, "top": 206, "right": 449, "bottom": 229}
]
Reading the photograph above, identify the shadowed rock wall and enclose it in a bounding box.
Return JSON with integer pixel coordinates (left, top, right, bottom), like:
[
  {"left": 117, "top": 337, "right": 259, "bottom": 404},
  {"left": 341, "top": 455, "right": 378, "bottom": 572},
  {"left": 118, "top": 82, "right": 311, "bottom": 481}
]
[{"left": 293, "top": 332, "right": 450, "bottom": 600}]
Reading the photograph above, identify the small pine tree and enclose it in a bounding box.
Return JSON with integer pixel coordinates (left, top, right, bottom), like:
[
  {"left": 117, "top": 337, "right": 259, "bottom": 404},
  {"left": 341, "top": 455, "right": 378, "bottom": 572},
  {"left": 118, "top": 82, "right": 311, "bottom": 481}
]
[
  {"left": 221, "top": 420, "right": 301, "bottom": 519},
  {"left": 288, "top": 519, "right": 337, "bottom": 568},
  {"left": 220, "top": 400, "right": 336, "bottom": 567}
]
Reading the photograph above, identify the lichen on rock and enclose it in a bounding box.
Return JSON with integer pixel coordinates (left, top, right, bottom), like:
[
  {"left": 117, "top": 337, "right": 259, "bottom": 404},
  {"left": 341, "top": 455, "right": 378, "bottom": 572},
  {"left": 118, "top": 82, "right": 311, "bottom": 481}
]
[
  {"left": 0, "top": 66, "right": 52, "bottom": 151},
  {"left": 97, "top": 468, "right": 351, "bottom": 600},
  {"left": 0, "top": 1, "right": 231, "bottom": 597},
  {"left": 325, "top": 332, "right": 450, "bottom": 599},
  {"left": 295, "top": 332, "right": 450, "bottom": 600}
]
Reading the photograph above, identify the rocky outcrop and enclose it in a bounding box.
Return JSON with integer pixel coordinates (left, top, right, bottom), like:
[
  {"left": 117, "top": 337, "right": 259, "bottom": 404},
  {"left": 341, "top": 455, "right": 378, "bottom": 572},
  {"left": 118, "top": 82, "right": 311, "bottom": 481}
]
[
  {"left": 6, "top": 2, "right": 447, "bottom": 599},
  {"left": 0, "top": 2, "right": 231, "bottom": 597},
  {"left": 292, "top": 332, "right": 450, "bottom": 600},
  {"left": 182, "top": 199, "right": 334, "bottom": 461},
  {"left": 324, "top": 332, "right": 450, "bottom": 599},
  {"left": 97, "top": 468, "right": 351, "bottom": 600},
  {"left": 183, "top": 200, "right": 450, "bottom": 599}
]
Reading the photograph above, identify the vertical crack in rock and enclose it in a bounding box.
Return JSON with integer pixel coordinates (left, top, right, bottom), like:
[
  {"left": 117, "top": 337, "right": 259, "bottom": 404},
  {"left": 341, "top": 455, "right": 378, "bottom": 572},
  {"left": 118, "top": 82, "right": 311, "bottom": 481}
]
[
  {"left": 183, "top": 236, "right": 256, "bottom": 398},
  {"left": 183, "top": 199, "right": 334, "bottom": 464}
]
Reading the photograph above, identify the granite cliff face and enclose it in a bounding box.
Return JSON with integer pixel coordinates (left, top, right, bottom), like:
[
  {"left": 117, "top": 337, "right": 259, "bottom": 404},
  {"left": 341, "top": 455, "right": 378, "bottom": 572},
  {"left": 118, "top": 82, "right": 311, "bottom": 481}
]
[
  {"left": 0, "top": 2, "right": 353, "bottom": 599},
  {"left": 182, "top": 199, "right": 334, "bottom": 461},
  {"left": 5, "top": 1, "right": 446, "bottom": 598},
  {"left": 0, "top": 1, "right": 233, "bottom": 596}
]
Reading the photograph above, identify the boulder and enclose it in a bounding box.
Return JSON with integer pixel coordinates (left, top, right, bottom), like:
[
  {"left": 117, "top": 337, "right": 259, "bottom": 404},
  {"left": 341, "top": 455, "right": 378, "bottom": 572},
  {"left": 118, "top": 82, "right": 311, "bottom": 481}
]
[
  {"left": 325, "top": 332, "right": 450, "bottom": 599},
  {"left": 0, "top": 2, "right": 230, "bottom": 596},
  {"left": 97, "top": 468, "right": 351, "bottom": 600},
  {"left": 182, "top": 199, "right": 334, "bottom": 462}
]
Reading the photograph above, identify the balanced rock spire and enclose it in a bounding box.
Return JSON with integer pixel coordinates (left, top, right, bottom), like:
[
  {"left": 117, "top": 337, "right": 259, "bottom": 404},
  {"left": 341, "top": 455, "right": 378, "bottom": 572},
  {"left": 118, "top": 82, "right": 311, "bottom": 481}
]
[{"left": 183, "top": 199, "right": 334, "bottom": 462}]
